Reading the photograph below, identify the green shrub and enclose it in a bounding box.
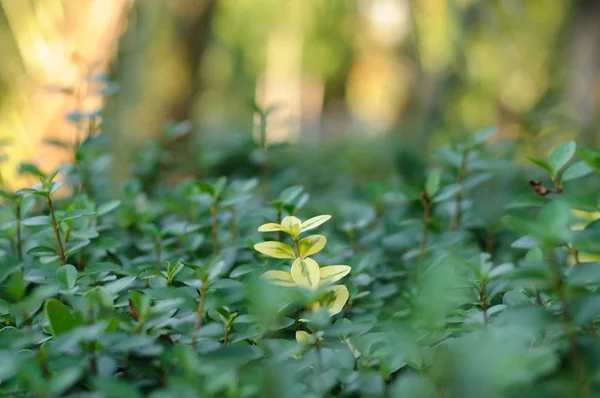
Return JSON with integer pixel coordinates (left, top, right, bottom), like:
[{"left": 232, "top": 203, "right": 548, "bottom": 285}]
[{"left": 1, "top": 121, "right": 600, "bottom": 398}]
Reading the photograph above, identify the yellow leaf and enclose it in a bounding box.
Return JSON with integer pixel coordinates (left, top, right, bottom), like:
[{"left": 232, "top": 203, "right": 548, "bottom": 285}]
[
  {"left": 254, "top": 241, "right": 295, "bottom": 259},
  {"left": 262, "top": 270, "right": 296, "bottom": 287},
  {"left": 323, "top": 285, "right": 349, "bottom": 316},
  {"left": 319, "top": 265, "right": 351, "bottom": 286},
  {"left": 296, "top": 330, "right": 311, "bottom": 343},
  {"left": 298, "top": 235, "right": 327, "bottom": 258},
  {"left": 257, "top": 223, "right": 285, "bottom": 232},
  {"left": 300, "top": 215, "right": 331, "bottom": 233},
  {"left": 281, "top": 216, "right": 302, "bottom": 237},
  {"left": 290, "top": 257, "right": 320, "bottom": 289}
]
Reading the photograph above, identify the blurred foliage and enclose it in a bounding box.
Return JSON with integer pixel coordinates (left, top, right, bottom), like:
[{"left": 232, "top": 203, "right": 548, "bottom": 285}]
[
  {"left": 1, "top": 98, "right": 600, "bottom": 396},
  {"left": 1, "top": 0, "right": 600, "bottom": 188},
  {"left": 1, "top": 3, "right": 600, "bottom": 395}
]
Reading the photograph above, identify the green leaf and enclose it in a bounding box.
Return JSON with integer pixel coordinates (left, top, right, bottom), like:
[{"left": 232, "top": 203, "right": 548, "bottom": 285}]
[
  {"left": 167, "top": 260, "right": 184, "bottom": 281},
  {"left": 97, "top": 200, "right": 121, "bottom": 216},
  {"left": 389, "top": 373, "right": 437, "bottom": 398},
  {"left": 432, "top": 184, "right": 462, "bottom": 203},
  {"left": 49, "top": 182, "right": 63, "bottom": 196},
  {"left": 56, "top": 264, "right": 78, "bottom": 290},
  {"left": 27, "top": 246, "right": 57, "bottom": 257},
  {"left": 209, "top": 307, "right": 230, "bottom": 324},
  {"left": 84, "top": 287, "right": 114, "bottom": 309},
  {"left": 425, "top": 169, "right": 441, "bottom": 198},
  {"left": 487, "top": 263, "right": 514, "bottom": 279},
  {"left": 130, "top": 290, "right": 152, "bottom": 321},
  {"left": 525, "top": 157, "right": 553, "bottom": 175},
  {"left": 213, "top": 177, "right": 228, "bottom": 198},
  {"left": 536, "top": 200, "right": 573, "bottom": 245},
  {"left": 5, "top": 270, "right": 27, "bottom": 301},
  {"left": 548, "top": 141, "right": 576, "bottom": 175},
  {"left": 104, "top": 276, "right": 136, "bottom": 294},
  {"left": 47, "top": 169, "right": 60, "bottom": 183},
  {"left": 49, "top": 366, "right": 83, "bottom": 396},
  {"left": 567, "top": 262, "right": 600, "bottom": 287},
  {"left": 561, "top": 161, "right": 593, "bottom": 182},
  {"left": 15, "top": 187, "right": 46, "bottom": 197},
  {"left": 276, "top": 185, "right": 304, "bottom": 205},
  {"left": 65, "top": 239, "right": 90, "bottom": 255},
  {"left": 19, "top": 163, "right": 45, "bottom": 177},
  {"left": 577, "top": 147, "right": 600, "bottom": 173},
  {"left": 44, "top": 299, "right": 76, "bottom": 336},
  {"left": 503, "top": 291, "right": 533, "bottom": 307},
  {"left": 60, "top": 209, "right": 96, "bottom": 223},
  {"left": 22, "top": 216, "right": 52, "bottom": 226},
  {"left": 196, "top": 182, "right": 215, "bottom": 196},
  {"left": 83, "top": 262, "right": 120, "bottom": 275},
  {"left": 93, "top": 378, "right": 142, "bottom": 398},
  {"left": 572, "top": 296, "right": 600, "bottom": 326}
]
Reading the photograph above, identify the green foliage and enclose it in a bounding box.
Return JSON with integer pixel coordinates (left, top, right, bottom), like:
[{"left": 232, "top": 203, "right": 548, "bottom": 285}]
[{"left": 1, "top": 120, "right": 600, "bottom": 398}]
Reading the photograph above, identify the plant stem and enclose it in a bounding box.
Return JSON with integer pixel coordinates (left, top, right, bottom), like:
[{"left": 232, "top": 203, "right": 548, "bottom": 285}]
[
  {"left": 192, "top": 283, "right": 208, "bottom": 349},
  {"left": 552, "top": 176, "right": 564, "bottom": 196},
  {"left": 548, "top": 249, "right": 588, "bottom": 395},
  {"left": 211, "top": 198, "right": 218, "bottom": 258},
  {"left": 64, "top": 224, "right": 72, "bottom": 243},
  {"left": 294, "top": 237, "right": 300, "bottom": 257},
  {"left": 15, "top": 200, "right": 22, "bottom": 261},
  {"left": 348, "top": 229, "right": 357, "bottom": 255},
  {"left": 450, "top": 149, "right": 469, "bottom": 231},
  {"left": 228, "top": 205, "right": 237, "bottom": 241},
  {"left": 276, "top": 207, "right": 282, "bottom": 242},
  {"left": 155, "top": 236, "right": 162, "bottom": 270},
  {"left": 223, "top": 323, "right": 230, "bottom": 346},
  {"left": 485, "top": 227, "right": 494, "bottom": 258},
  {"left": 46, "top": 195, "right": 67, "bottom": 265},
  {"left": 479, "top": 280, "right": 488, "bottom": 326},
  {"left": 418, "top": 192, "right": 432, "bottom": 284},
  {"left": 570, "top": 245, "right": 581, "bottom": 267}
]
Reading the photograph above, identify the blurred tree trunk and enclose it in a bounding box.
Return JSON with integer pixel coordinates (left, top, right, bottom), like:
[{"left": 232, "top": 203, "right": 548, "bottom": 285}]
[
  {"left": 104, "top": 0, "right": 217, "bottom": 188},
  {"left": 169, "top": 0, "right": 217, "bottom": 121},
  {"left": 565, "top": 0, "right": 600, "bottom": 147},
  {"left": 320, "top": 67, "right": 351, "bottom": 140}
]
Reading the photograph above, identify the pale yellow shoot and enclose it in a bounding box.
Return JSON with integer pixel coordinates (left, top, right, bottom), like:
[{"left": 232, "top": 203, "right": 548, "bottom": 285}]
[
  {"left": 295, "top": 330, "right": 311, "bottom": 344},
  {"left": 290, "top": 257, "right": 320, "bottom": 290},
  {"left": 297, "top": 235, "right": 327, "bottom": 258},
  {"left": 262, "top": 270, "right": 296, "bottom": 287},
  {"left": 254, "top": 241, "right": 295, "bottom": 259},
  {"left": 323, "top": 285, "right": 349, "bottom": 316},
  {"left": 300, "top": 215, "right": 331, "bottom": 233},
  {"left": 319, "top": 265, "right": 351, "bottom": 286},
  {"left": 281, "top": 216, "right": 302, "bottom": 237},
  {"left": 257, "top": 223, "right": 286, "bottom": 232}
]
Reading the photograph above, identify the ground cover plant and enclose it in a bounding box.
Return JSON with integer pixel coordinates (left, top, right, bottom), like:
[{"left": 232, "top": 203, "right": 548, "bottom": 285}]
[{"left": 2, "top": 106, "right": 600, "bottom": 398}]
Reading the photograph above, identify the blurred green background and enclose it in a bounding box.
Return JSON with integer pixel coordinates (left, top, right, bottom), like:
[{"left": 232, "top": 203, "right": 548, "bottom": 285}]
[{"left": 1, "top": 0, "right": 599, "bottom": 187}]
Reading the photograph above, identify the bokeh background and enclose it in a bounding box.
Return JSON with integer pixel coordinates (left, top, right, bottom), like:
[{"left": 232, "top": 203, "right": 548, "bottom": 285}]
[{"left": 1, "top": 0, "right": 599, "bottom": 188}]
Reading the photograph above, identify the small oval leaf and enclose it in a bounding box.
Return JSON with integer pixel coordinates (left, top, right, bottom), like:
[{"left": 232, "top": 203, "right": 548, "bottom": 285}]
[{"left": 254, "top": 241, "right": 296, "bottom": 259}]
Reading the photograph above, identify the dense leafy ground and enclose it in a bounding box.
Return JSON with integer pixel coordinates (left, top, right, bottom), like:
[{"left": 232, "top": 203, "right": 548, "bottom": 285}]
[{"left": 2, "top": 125, "right": 600, "bottom": 398}]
